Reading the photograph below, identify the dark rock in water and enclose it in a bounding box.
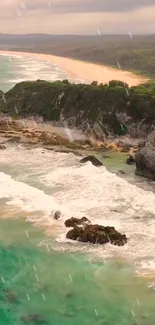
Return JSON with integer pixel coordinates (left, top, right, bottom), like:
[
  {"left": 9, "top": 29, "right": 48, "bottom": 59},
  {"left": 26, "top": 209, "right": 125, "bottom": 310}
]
[
  {"left": 66, "top": 220, "right": 127, "bottom": 246},
  {"left": 0, "top": 144, "right": 6, "bottom": 150},
  {"left": 102, "top": 155, "right": 111, "bottom": 159},
  {"left": 66, "top": 292, "right": 74, "bottom": 298},
  {"left": 6, "top": 292, "right": 18, "bottom": 303},
  {"left": 65, "top": 217, "right": 91, "bottom": 228},
  {"left": 126, "top": 154, "right": 135, "bottom": 165},
  {"left": 135, "top": 131, "right": 155, "bottom": 180},
  {"left": 54, "top": 210, "right": 61, "bottom": 220},
  {"left": 118, "top": 170, "right": 126, "bottom": 175},
  {"left": 21, "top": 314, "right": 46, "bottom": 324},
  {"left": 79, "top": 155, "right": 103, "bottom": 167}
]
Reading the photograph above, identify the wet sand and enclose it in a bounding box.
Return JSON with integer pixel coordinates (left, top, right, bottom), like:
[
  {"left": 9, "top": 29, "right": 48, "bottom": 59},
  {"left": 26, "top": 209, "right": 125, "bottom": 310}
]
[{"left": 0, "top": 50, "right": 148, "bottom": 87}]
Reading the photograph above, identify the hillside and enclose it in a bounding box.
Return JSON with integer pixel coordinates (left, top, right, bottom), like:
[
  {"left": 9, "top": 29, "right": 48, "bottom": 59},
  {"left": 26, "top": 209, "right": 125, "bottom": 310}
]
[
  {"left": 0, "top": 34, "right": 155, "bottom": 77},
  {"left": 1, "top": 79, "right": 155, "bottom": 140}
]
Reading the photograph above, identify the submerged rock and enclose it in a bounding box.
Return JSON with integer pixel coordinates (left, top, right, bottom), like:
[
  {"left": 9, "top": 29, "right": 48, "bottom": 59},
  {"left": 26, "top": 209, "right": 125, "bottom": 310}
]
[
  {"left": 126, "top": 154, "right": 135, "bottom": 165},
  {"left": 79, "top": 155, "right": 103, "bottom": 167},
  {"left": 65, "top": 218, "right": 127, "bottom": 246},
  {"left": 135, "top": 131, "right": 155, "bottom": 180},
  {"left": 6, "top": 292, "right": 18, "bottom": 303},
  {"left": 21, "top": 314, "right": 46, "bottom": 324},
  {"left": 118, "top": 170, "right": 126, "bottom": 175},
  {"left": 65, "top": 217, "right": 91, "bottom": 228}
]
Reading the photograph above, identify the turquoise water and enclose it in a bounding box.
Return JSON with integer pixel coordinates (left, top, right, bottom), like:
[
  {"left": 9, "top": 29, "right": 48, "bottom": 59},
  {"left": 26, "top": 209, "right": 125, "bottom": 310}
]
[
  {"left": 0, "top": 53, "right": 84, "bottom": 92},
  {"left": 0, "top": 218, "right": 155, "bottom": 325},
  {"left": 0, "top": 54, "right": 68, "bottom": 92}
]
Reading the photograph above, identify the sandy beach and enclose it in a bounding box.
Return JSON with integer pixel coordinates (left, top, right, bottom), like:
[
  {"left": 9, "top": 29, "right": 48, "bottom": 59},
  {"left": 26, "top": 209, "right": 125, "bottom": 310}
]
[{"left": 0, "top": 50, "right": 148, "bottom": 87}]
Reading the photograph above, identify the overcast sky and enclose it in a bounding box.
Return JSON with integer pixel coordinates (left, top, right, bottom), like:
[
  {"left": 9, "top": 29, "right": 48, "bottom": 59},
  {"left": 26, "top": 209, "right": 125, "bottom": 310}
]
[{"left": 0, "top": 0, "right": 154, "bottom": 34}]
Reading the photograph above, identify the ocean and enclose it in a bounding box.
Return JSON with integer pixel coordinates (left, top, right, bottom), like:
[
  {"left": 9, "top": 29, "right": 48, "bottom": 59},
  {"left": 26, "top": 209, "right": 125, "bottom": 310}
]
[
  {"left": 0, "top": 53, "right": 155, "bottom": 324},
  {"left": 0, "top": 53, "right": 84, "bottom": 92}
]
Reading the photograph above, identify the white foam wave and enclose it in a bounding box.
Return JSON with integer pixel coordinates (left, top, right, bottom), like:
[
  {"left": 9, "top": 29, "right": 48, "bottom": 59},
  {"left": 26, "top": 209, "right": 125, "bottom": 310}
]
[
  {"left": 1, "top": 146, "right": 155, "bottom": 275},
  {"left": 0, "top": 172, "right": 60, "bottom": 214}
]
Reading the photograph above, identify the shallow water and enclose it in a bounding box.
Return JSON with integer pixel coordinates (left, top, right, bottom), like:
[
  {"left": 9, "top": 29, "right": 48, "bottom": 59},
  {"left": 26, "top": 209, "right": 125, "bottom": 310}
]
[
  {"left": 0, "top": 53, "right": 85, "bottom": 92},
  {"left": 0, "top": 218, "right": 155, "bottom": 325},
  {"left": 0, "top": 145, "right": 155, "bottom": 323}
]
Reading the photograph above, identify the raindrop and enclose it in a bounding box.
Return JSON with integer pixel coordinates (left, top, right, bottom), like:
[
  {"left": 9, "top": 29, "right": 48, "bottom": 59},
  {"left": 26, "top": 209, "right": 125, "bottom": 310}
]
[
  {"left": 25, "top": 230, "right": 29, "bottom": 238},
  {"left": 33, "top": 265, "right": 36, "bottom": 272},
  {"left": 69, "top": 274, "right": 73, "bottom": 282},
  {"left": 117, "top": 61, "right": 121, "bottom": 69},
  {"left": 48, "top": 2, "right": 51, "bottom": 9},
  {"left": 125, "top": 88, "right": 129, "bottom": 96},
  {"left": 2, "top": 94, "right": 6, "bottom": 103},
  {"left": 128, "top": 32, "right": 132, "bottom": 39},
  {"left": 1, "top": 277, "right": 5, "bottom": 284},
  {"left": 94, "top": 309, "right": 98, "bottom": 317},
  {"left": 14, "top": 106, "right": 18, "bottom": 114},
  {"left": 131, "top": 310, "right": 135, "bottom": 318},
  {"left": 63, "top": 121, "right": 73, "bottom": 142},
  {"left": 17, "top": 9, "right": 21, "bottom": 17},
  {"left": 42, "top": 293, "right": 46, "bottom": 300},
  {"left": 36, "top": 274, "right": 39, "bottom": 282},
  {"left": 26, "top": 293, "right": 30, "bottom": 300},
  {"left": 20, "top": 1, "right": 26, "bottom": 10},
  {"left": 136, "top": 297, "right": 140, "bottom": 305},
  {"left": 46, "top": 244, "right": 50, "bottom": 252},
  {"left": 97, "top": 29, "right": 101, "bottom": 36}
]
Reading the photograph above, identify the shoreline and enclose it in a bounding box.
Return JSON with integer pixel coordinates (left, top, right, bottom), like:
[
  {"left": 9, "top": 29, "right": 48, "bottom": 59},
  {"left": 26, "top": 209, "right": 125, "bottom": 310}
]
[
  {"left": 0, "top": 50, "right": 149, "bottom": 87},
  {"left": 0, "top": 117, "right": 138, "bottom": 153}
]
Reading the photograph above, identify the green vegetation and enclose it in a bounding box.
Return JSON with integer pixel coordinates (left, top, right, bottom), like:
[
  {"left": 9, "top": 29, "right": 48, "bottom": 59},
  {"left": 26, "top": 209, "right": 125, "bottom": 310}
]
[
  {"left": 1, "top": 79, "right": 155, "bottom": 137},
  {"left": 4, "top": 34, "right": 155, "bottom": 78}
]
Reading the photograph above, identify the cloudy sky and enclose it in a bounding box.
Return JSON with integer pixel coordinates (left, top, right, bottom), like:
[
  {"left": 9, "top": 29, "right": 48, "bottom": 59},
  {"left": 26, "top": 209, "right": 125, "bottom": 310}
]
[{"left": 0, "top": 0, "right": 154, "bottom": 34}]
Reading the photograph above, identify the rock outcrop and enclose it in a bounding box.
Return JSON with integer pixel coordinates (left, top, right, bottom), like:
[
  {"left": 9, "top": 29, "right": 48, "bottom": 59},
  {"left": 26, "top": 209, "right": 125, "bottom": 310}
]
[
  {"left": 54, "top": 210, "right": 61, "bottom": 220},
  {"left": 65, "top": 218, "right": 127, "bottom": 246},
  {"left": 135, "top": 131, "right": 155, "bottom": 180},
  {"left": 65, "top": 217, "right": 91, "bottom": 228},
  {"left": 79, "top": 155, "right": 103, "bottom": 167}
]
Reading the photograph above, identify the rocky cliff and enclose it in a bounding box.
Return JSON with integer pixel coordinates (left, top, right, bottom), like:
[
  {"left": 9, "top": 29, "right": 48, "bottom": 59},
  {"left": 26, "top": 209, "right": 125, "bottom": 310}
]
[{"left": 0, "top": 79, "right": 155, "bottom": 141}]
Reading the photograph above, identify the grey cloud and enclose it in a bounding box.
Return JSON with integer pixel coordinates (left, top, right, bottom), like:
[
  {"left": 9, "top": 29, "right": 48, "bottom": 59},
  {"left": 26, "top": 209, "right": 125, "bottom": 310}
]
[
  {"left": 0, "top": 0, "right": 154, "bottom": 34},
  {"left": 23, "top": 0, "right": 155, "bottom": 13}
]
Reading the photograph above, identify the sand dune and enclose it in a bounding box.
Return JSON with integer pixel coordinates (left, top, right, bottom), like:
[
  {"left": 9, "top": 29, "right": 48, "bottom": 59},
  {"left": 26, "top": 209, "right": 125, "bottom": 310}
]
[{"left": 0, "top": 50, "right": 148, "bottom": 87}]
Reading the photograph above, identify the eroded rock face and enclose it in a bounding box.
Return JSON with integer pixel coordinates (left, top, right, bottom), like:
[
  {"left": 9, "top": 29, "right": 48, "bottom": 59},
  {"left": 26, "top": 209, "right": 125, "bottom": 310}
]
[
  {"left": 65, "top": 218, "right": 127, "bottom": 246},
  {"left": 135, "top": 131, "right": 155, "bottom": 180},
  {"left": 79, "top": 155, "right": 103, "bottom": 167}
]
